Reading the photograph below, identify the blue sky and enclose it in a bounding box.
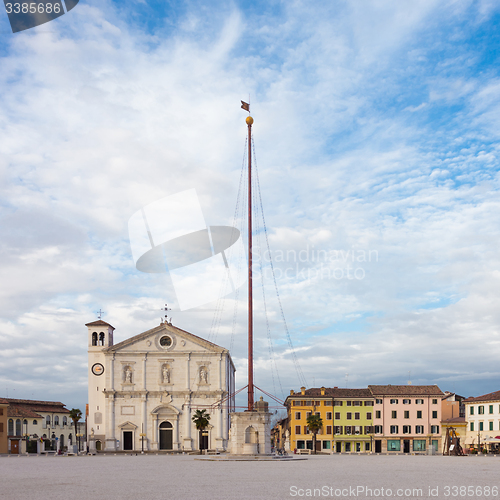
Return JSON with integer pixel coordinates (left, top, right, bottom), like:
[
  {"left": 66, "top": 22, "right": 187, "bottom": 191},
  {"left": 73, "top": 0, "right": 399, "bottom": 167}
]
[{"left": 1, "top": 0, "right": 500, "bottom": 411}]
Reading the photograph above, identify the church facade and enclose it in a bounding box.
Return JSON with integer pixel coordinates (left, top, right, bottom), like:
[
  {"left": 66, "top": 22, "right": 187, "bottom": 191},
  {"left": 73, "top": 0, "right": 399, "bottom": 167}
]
[{"left": 86, "top": 320, "right": 235, "bottom": 452}]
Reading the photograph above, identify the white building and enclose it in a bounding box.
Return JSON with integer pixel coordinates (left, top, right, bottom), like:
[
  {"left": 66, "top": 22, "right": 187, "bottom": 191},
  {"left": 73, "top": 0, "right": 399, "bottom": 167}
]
[
  {"left": 87, "top": 320, "right": 235, "bottom": 452},
  {"left": 464, "top": 389, "right": 500, "bottom": 451},
  {"left": 5, "top": 399, "right": 74, "bottom": 454}
]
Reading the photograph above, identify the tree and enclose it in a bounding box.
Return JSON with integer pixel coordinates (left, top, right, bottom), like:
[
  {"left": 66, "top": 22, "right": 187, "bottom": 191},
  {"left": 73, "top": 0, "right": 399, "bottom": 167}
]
[
  {"left": 306, "top": 414, "right": 323, "bottom": 454},
  {"left": 68, "top": 408, "right": 82, "bottom": 451},
  {"left": 192, "top": 409, "right": 211, "bottom": 454}
]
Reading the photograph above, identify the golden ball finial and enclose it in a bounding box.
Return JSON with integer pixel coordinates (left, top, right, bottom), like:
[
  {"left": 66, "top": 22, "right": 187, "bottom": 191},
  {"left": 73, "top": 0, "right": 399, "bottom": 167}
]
[{"left": 246, "top": 116, "right": 254, "bottom": 125}]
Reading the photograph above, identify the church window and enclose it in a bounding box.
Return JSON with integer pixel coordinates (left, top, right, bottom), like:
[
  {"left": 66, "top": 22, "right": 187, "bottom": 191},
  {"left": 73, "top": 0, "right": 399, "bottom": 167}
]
[
  {"left": 16, "top": 419, "right": 22, "bottom": 436},
  {"left": 160, "top": 335, "right": 173, "bottom": 348},
  {"left": 92, "top": 332, "right": 98, "bottom": 346},
  {"left": 99, "top": 332, "right": 105, "bottom": 346},
  {"left": 8, "top": 419, "right": 14, "bottom": 435},
  {"left": 33, "top": 420, "right": 37, "bottom": 425}
]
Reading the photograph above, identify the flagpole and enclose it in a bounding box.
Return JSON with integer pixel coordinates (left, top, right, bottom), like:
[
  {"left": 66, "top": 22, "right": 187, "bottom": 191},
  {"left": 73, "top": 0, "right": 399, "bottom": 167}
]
[{"left": 246, "top": 113, "right": 254, "bottom": 412}]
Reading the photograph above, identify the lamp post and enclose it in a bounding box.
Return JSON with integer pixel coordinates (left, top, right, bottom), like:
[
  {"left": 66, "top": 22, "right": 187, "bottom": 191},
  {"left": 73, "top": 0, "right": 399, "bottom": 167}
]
[
  {"left": 76, "top": 433, "right": 82, "bottom": 453},
  {"left": 477, "top": 428, "right": 481, "bottom": 454},
  {"left": 140, "top": 423, "right": 146, "bottom": 454}
]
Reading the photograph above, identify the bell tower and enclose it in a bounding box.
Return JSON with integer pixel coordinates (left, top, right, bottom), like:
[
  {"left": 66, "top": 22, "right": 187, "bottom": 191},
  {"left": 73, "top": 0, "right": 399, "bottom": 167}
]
[{"left": 86, "top": 320, "right": 114, "bottom": 348}]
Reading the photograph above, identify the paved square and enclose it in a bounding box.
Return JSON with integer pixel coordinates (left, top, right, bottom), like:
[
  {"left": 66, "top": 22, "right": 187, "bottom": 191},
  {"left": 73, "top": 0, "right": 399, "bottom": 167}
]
[{"left": 1, "top": 454, "right": 498, "bottom": 499}]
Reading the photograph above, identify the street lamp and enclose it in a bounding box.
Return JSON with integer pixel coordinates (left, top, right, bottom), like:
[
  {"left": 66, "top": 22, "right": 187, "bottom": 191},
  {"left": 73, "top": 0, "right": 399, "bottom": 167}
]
[
  {"left": 140, "top": 424, "right": 146, "bottom": 454},
  {"left": 76, "top": 433, "right": 82, "bottom": 452}
]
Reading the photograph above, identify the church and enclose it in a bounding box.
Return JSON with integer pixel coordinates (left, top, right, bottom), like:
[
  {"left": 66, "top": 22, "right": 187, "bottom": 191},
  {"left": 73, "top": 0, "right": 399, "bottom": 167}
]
[{"left": 86, "top": 319, "right": 235, "bottom": 452}]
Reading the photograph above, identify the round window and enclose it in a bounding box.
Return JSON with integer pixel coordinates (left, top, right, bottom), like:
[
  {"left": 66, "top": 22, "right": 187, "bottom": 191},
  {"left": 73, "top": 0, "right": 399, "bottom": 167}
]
[{"left": 159, "top": 335, "right": 172, "bottom": 348}]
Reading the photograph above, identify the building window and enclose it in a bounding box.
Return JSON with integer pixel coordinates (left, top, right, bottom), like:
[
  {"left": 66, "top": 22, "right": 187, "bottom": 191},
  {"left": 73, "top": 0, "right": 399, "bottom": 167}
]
[
  {"left": 387, "top": 439, "right": 400, "bottom": 451},
  {"left": 364, "top": 426, "right": 373, "bottom": 434},
  {"left": 415, "top": 425, "right": 424, "bottom": 434},
  {"left": 305, "top": 426, "right": 310, "bottom": 434},
  {"left": 322, "top": 441, "right": 331, "bottom": 449},
  {"left": 470, "top": 406, "right": 474, "bottom": 415},
  {"left": 334, "top": 426, "right": 342, "bottom": 435},
  {"left": 390, "top": 399, "right": 398, "bottom": 404},
  {"left": 403, "top": 425, "right": 411, "bottom": 434},
  {"left": 415, "top": 399, "right": 424, "bottom": 404},
  {"left": 326, "top": 425, "right": 332, "bottom": 434},
  {"left": 374, "top": 425, "right": 383, "bottom": 434},
  {"left": 364, "top": 401, "right": 374, "bottom": 406},
  {"left": 417, "top": 411, "right": 422, "bottom": 419},
  {"left": 489, "top": 405, "right": 494, "bottom": 414},
  {"left": 354, "top": 426, "right": 362, "bottom": 434},
  {"left": 403, "top": 399, "right": 411, "bottom": 405},
  {"left": 295, "top": 412, "right": 301, "bottom": 420},
  {"left": 345, "top": 442, "right": 351, "bottom": 452},
  {"left": 92, "top": 332, "right": 98, "bottom": 346},
  {"left": 54, "top": 416, "right": 59, "bottom": 426},
  {"left": 391, "top": 410, "right": 397, "bottom": 418},
  {"left": 431, "top": 425, "right": 439, "bottom": 434},
  {"left": 354, "top": 413, "right": 360, "bottom": 420},
  {"left": 345, "top": 426, "right": 352, "bottom": 435},
  {"left": 306, "top": 412, "right": 311, "bottom": 418},
  {"left": 335, "top": 412, "right": 340, "bottom": 420},
  {"left": 296, "top": 440, "right": 305, "bottom": 449},
  {"left": 376, "top": 399, "right": 382, "bottom": 404},
  {"left": 413, "top": 440, "right": 426, "bottom": 451},
  {"left": 375, "top": 410, "right": 381, "bottom": 419},
  {"left": 46, "top": 415, "right": 50, "bottom": 426},
  {"left": 324, "top": 401, "right": 333, "bottom": 406},
  {"left": 8, "top": 419, "right": 14, "bottom": 435},
  {"left": 295, "top": 426, "right": 301, "bottom": 435},
  {"left": 470, "top": 422, "right": 474, "bottom": 432},
  {"left": 432, "top": 411, "right": 438, "bottom": 419},
  {"left": 365, "top": 442, "right": 371, "bottom": 451},
  {"left": 346, "top": 413, "right": 352, "bottom": 420},
  {"left": 490, "top": 422, "right": 494, "bottom": 431},
  {"left": 15, "top": 419, "right": 21, "bottom": 436},
  {"left": 366, "top": 412, "right": 372, "bottom": 420},
  {"left": 33, "top": 420, "right": 37, "bottom": 425},
  {"left": 353, "top": 401, "right": 361, "bottom": 406},
  {"left": 390, "top": 425, "right": 398, "bottom": 434},
  {"left": 404, "top": 411, "right": 409, "bottom": 419},
  {"left": 346, "top": 401, "right": 352, "bottom": 406},
  {"left": 63, "top": 416, "right": 67, "bottom": 426},
  {"left": 334, "top": 401, "right": 343, "bottom": 406},
  {"left": 326, "top": 412, "right": 332, "bottom": 420},
  {"left": 479, "top": 422, "right": 484, "bottom": 431},
  {"left": 432, "top": 399, "right": 438, "bottom": 404},
  {"left": 479, "top": 406, "right": 484, "bottom": 415}
]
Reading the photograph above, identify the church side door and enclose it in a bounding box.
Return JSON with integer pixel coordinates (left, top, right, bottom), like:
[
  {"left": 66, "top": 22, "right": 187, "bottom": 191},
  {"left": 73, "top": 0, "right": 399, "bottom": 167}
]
[{"left": 159, "top": 421, "right": 173, "bottom": 450}]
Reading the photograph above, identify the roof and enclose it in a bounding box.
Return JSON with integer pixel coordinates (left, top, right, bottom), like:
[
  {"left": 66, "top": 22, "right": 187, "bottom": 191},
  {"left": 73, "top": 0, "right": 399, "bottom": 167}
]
[
  {"left": 441, "top": 416, "right": 466, "bottom": 424},
  {"left": 464, "top": 389, "right": 500, "bottom": 403},
  {"left": 0, "top": 398, "right": 8, "bottom": 405},
  {"left": 85, "top": 320, "right": 115, "bottom": 329},
  {"left": 288, "top": 387, "right": 373, "bottom": 399},
  {"left": 368, "top": 385, "right": 444, "bottom": 396},
  {"left": 4, "top": 399, "right": 70, "bottom": 418},
  {"left": 106, "top": 323, "right": 227, "bottom": 354}
]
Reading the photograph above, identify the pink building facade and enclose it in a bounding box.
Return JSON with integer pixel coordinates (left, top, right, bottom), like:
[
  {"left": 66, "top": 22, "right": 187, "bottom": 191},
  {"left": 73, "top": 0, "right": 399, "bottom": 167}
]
[{"left": 369, "top": 385, "right": 444, "bottom": 453}]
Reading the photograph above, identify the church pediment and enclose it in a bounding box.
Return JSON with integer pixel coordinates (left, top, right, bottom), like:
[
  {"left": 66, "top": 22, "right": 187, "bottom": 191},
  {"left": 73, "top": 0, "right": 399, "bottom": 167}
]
[
  {"left": 105, "top": 323, "right": 226, "bottom": 355},
  {"left": 118, "top": 421, "right": 137, "bottom": 430}
]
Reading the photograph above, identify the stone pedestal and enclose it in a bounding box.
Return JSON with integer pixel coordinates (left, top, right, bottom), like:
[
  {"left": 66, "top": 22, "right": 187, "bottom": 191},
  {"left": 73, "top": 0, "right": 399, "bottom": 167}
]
[{"left": 229, "top": 398, "right": 272, "bottom": 455}]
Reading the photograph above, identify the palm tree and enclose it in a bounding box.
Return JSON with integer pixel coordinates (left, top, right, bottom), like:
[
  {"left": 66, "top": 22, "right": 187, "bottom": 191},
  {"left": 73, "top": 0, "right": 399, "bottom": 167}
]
[
  {"left": 192, "top": 409, "right": 210, "bottom": 454},
  {"left": 306, "top": 413, "right": 323, "bottom": 454},
  {"left": 68, "top": 408, "right": 82, "bottom": 451}
]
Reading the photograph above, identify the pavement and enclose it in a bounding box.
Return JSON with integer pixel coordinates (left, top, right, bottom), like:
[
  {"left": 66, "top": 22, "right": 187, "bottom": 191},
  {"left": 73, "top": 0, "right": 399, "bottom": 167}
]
[{"left": 1, "top": 453, "right": 499, "bottom": 500}]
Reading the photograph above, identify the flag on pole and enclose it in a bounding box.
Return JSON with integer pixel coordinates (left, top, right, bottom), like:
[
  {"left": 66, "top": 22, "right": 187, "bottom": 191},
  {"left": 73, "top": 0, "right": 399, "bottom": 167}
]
[{"left": 241, "top": 101, "right": 250, "bottom": 112}]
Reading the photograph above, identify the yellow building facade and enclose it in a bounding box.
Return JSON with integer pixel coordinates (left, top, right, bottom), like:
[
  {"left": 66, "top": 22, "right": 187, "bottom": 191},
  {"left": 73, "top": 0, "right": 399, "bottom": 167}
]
[{"left": 285, "top": 387, "right": 374, "bottom": 453}]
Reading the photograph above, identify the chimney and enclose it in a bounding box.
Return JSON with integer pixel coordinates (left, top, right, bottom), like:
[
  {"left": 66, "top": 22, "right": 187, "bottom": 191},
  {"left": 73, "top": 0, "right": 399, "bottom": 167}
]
[
  {"left": 301, "top": 387, "right": 306, "bottom": 395},
  {"left": 290, "top": 389, "right": 294, "bottom": 395},
  {"left": 321, "top": 387, "right": 325, "bottom": 396}
]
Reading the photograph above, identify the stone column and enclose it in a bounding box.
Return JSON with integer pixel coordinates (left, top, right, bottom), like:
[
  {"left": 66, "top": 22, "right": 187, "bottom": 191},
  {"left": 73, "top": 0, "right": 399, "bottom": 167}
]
[
  {"left": 186, "top": 353, "right": 190, "bottom": 390},
  {"left": 105, "top": 395, "right": 116, "bottom": 451},
  {"left": 183, "top": 400, "right": 192, "bottom": 450},
  {"left": 152, "top": 414, "right": 159, "bottom": 451},
  {"left": 173, "top": 416, "right": 179, "bottom": 450}
]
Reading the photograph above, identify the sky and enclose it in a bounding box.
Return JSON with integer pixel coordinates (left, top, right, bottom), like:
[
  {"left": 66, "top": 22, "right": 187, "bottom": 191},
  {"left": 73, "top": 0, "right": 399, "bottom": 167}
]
[{"left": 1, "top": 0, "right": 500, "bottom": 412}]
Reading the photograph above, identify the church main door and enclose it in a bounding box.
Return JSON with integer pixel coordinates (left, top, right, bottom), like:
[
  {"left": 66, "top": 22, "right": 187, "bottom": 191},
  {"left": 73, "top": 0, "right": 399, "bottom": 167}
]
[{"left": 159, "top": 421, "right": 173, "bottom": 450}]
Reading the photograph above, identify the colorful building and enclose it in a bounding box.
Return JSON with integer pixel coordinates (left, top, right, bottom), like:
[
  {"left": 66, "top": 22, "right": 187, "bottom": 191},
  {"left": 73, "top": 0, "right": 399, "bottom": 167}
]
[
  {"left": 369, "top": 385, "right": 444, "bottom": 454},
  {"left": 464, "top": 389, "right": 500, "bottom": 452},
  {"left": 285, "top": 387, "right": 374, "bottom": 453},
  {"left": 0, "top": 398, "right": 8, "bottom": 454}
]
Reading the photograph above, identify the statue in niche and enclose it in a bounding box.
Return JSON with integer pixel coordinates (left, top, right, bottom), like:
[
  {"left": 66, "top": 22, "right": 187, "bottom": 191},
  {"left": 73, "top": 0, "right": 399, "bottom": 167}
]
[
  {"left": 162, "top": 365, "right": 170, "bottom": 384},
  {"left": 124, "top": 366, "right": 133, "bottom": 383},
  {"left": 199, "top": 366, "right": 208, "bottom": 384}
]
